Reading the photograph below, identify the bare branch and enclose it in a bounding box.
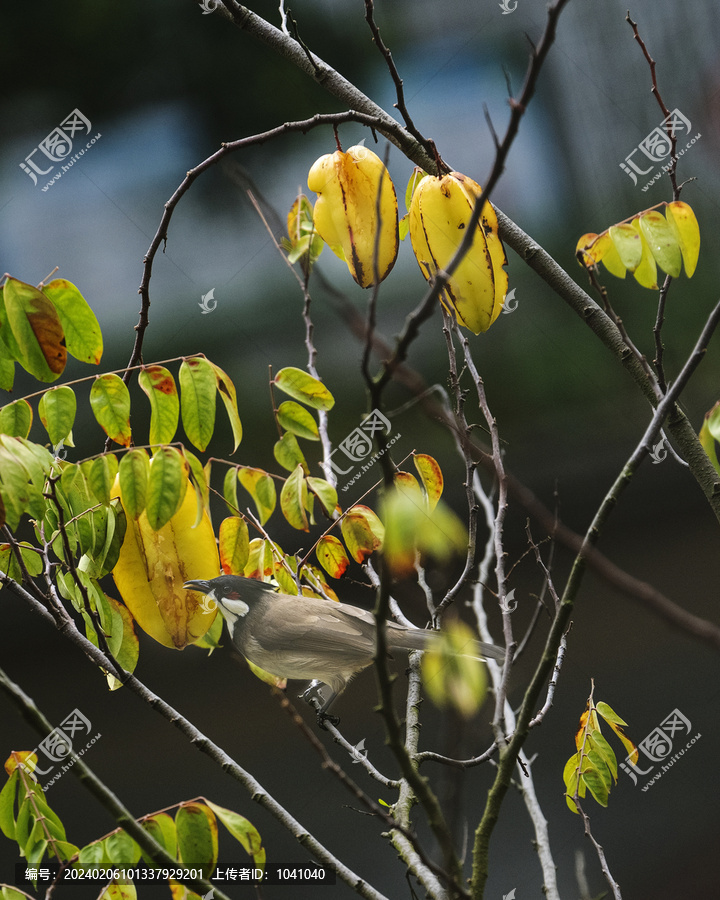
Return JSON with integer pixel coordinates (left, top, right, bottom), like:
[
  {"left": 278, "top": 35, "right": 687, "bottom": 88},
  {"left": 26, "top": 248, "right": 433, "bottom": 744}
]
[{"left": 625, "top": 12, "right": 680, "bottom": 200}]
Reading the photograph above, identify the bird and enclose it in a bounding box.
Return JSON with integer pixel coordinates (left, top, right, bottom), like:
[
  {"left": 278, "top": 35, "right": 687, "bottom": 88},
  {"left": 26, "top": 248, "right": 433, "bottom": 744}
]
[{"left": 184, "top": 574, "right": 505, "bottom": 720}]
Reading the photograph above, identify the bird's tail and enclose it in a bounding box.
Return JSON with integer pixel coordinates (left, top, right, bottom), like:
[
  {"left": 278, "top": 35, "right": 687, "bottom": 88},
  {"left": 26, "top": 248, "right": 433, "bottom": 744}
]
[{"left": 388, "top": 627, "right": 505, "bottom": 662}]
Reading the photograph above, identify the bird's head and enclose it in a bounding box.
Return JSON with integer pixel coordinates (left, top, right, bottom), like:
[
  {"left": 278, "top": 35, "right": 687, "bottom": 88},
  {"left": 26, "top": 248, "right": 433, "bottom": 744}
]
[{"left": 184, "top": 574, "right": 276, "bottom": 628}]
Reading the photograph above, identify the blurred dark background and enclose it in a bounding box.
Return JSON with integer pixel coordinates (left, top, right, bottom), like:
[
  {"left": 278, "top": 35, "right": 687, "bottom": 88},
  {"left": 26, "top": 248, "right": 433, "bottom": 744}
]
[{"left": 1, "top": 0, "right": 720, "bottom": 897}]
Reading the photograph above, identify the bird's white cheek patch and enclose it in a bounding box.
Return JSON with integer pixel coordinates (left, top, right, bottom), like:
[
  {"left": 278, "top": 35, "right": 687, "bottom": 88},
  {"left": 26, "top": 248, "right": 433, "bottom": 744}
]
[{"left": 223, "top": 598, "right": 250, "bottom": 617}]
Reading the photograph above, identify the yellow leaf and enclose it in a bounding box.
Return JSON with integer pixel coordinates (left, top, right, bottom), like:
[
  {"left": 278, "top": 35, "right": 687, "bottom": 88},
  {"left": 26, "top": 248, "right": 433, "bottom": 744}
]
[
  {"left": 665, "top": 201, "right": 700, "bottom": 277},
  {"left": 630, "top": 219, "right": 658, "bottom": 289}
]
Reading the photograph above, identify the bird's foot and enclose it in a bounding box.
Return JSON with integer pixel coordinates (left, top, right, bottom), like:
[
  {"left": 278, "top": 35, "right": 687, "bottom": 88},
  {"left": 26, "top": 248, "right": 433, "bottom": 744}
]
[
  {"left": 316, "top": 709, "right": 340, "bottom": 730},
  {"left": 299, "top": 682, "right": 340, "bottom": 728}
]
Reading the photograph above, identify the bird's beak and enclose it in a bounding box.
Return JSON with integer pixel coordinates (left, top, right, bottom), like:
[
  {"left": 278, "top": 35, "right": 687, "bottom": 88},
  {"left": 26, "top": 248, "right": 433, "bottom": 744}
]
[{"left": 184, "top": 579, "right": 213, "bottom": 594}]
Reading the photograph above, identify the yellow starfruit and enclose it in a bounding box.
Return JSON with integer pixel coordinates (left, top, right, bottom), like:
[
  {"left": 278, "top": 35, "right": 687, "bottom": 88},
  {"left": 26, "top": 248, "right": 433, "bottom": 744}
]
[
  {"left": 307, "top": 144, "right": 398, "bottom": 287},
  {"left": 110, "top": 471, "right": 219, "bottom": 649},
  {"left": 408, "top": 171, "right": 508, "bottom": 334}
]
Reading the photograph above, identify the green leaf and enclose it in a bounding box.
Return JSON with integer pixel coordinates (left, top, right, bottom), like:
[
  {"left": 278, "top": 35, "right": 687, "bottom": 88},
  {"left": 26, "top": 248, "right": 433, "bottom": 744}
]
[
  {"left": 184, "top": 450, "right": 209, "bottom": 527},
  {"left": 0, "top": 447, "right": 33, "bottom": 529},
  {"left": 205, "top": 799, "right": 265, "bottom": 866},
  {"left": 1, "top": 886, "right": 34, "bottom": 899},
  {"left": 0, "top": 400, "right": 32, "bottom": 439},
  {"left": 138, "top": 365, "right": 179, "bottom": 446},
  {"left": 180, "top": 357, "right": 216, "bottom": 452},
  {"left": 105, "top": 830, "right": 141, "bottom": 866},
  {"left": 706, "top": 402, "right": 720, "bottom": 443},
  {"left": 595, "top": 701, "right": 628, "bottom": 727},
  {"left": 25, "top": 832, "right": 47, "bottom": 867},
  {"left": 0, "top": 356, "right": 15, "bottom": 391},
  {"left": 0, "top": 770, "right": 19, "bottom": 840},
  {"left": 79, "top": 841, "right": 109, "bottom": 866},
  {"left": 88, "top": 455, "right": 119, "bottom": 506},
  {"left": 580, "top": 766, "right": 609, "bottom": 807},
  {"left": 209, "top": 361, "right": 242, "bottom": 453},
  {"left": 421, "top": 621, "right": 488, "bottom": 718},
  {"left": 699, "top": 403, "right": 720, "bottom": 474},
  {"left": 141, "top": 813, "right": 177, "bottom": 862},
  {"left": 118, "top": 448, "right": 150, "bottom": 519},
  {"left": 90, "top": 374, "right": 132, "bottom": 447},
  {"left": 105, "top": 595, "right": 139, "bottom": 690},
  {"left": 639, "top": 210, "right": 682, "bottom": 278},
  {"left": 42, "top": 279, "right": 103, "bottom": 365},
  {"left": 306, "top": 476, "right": 337, "bottom": 518},
  {"left": 405, "top": 168, "right": 427, "bottom": 211},
  {"left": 219, "top": 516, "right": 250, "bottom": 575},
  {"left": 38, "top": 386, "right": 77, "bottom": 446},
  {"left": 587, "top": 731, "right": 618, "bottom": 782},
  {"left": 59, "top": 465, "right": 96, "bottom": 555},
  {"left": 274, "top": 367, "right": 335, "bottom": 411},
  {"left": 223, "top": 466, "right": 239, "bottom": 516},
  {"left": 175, "top": 802, "right": 218, "bottom": 878},
  {"left": 286, "top": 194, "right": 324, "bottom": 273},
  {"left": 280, "top": 464, "right": 309, "bottom": 531},
  {"left": 277, "top": 401, "right": 319, "bottom": 441},
  {"left": 15, "top": 795, "right": 34, "bottom": 852},
  {"left": 237, "top": 468, "right": 276, "bottom": 525},
  {"left": 382, "top": 488, "right": 467, "bottom": 577},
  {"left": 145, "top": 448, "right": 188, "bottom": 531},
  {"left": 608, "top": 223, "right": 643, "bottom": 271},
  {"left": 273, "top": 432, "right": 308, "bottom": 473},
  {"left": 1, "top": 278, "right": 66, "bottom": 381}
]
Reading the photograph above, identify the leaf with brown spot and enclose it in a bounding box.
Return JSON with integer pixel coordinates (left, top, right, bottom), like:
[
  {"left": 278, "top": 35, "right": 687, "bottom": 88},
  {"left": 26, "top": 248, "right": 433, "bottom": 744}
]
[
  {"left": 139, "top": 365, "right": 179, "bottom": 445},
  {"left": 2, "top": 277, "right": 66, "bottom": 381}
]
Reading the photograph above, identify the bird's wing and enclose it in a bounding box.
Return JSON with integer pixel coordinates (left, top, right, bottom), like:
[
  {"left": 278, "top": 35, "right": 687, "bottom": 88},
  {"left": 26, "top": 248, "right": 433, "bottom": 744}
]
[{"left": 247, "top": 595, "right": 378, "bottom": 658}]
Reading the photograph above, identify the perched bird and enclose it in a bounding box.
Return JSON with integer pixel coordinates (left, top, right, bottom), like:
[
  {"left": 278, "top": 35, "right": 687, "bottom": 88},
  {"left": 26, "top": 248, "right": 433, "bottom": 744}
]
[{"left": 184, "top": 574, "right": 505, "bottom": 718}]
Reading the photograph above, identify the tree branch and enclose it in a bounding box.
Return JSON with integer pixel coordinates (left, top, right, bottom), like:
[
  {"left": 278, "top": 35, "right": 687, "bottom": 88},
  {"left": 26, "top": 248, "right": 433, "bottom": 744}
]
[
  {"left": 0, "top": 575, "right": 392, "bottom": 900},
  {"left": 469, "top": 296, "right": 720, "bottom": 897}
]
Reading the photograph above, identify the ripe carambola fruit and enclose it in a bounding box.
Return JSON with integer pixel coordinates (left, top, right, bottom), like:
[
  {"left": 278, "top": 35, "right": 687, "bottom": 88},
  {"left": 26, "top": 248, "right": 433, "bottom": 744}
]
[
  {"left": 308, "top": 145, "right": 399, "bottom": 288},
  {"left": 409, "top": 172, "right": 508, "bottom": 334},
  {"left": 111, "top": 474, "right": 219, "bottom": 649}
]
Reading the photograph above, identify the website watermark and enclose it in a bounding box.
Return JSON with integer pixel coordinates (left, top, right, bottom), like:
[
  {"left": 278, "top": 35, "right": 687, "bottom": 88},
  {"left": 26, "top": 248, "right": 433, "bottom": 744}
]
[
  {"left": 350, "top": 738, "right": 368, "bottom": 763},
  {"left": 499, "top": 0, "right": 517, "bottom": 13},
  {"left": 619, "top": 707, "right": 701, "bottom": 791},
  {"left": 199, "top": 288, "right": 217, "bottom": 314},
  {"left": 321, "top": 409, "right": 401, "bottom": 492},
  {"left": 619, "top": 108, "right": 700, "bottom": 189},
  {"left": 502, "top": 288, "right": 518, "bottom": 315},
  {"left": 19, "top": 707, "right": 101, "bottom": 791},
  {"left": 199, "top": 0, "right": 219, "bottom": 12},
  {"left": 498, "top": 588, "right": 518, "bottom": 613},
  {"left": 19, "top": 109, "right": 101, "bottom": 192},
  {"left": 649, "top": 437, "right": 667, "bottom": 464}
]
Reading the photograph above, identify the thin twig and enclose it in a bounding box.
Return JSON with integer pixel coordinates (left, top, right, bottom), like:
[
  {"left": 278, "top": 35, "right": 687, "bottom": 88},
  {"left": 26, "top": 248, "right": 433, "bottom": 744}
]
[
  {"left": 1, "top": 573, "right": 392, "bottom": 900},
  {"left": 0, "top": 666, "right": 231, "bottom": 900},
  {"left": 653, "top": 273, "right": 673, "bottom": 391},
  {"left": 626, "top": 12, "right": 680, "bottom": 200},
  {"left": 272, "top": 689, "right": 458, "bottom": 892},
  {"left": 362, "top": 0, "right": 437, "bottom": 161},
  {"left": 471, "top": 296, "right": 720, "bottom": 897},
  {"left": 573, "top": 798, "right": 623, "bottom": 900}
]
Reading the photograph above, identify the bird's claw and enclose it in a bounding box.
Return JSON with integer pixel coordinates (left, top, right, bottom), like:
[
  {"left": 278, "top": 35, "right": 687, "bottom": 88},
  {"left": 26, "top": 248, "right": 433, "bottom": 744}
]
[{"left": 317, "top": 710, "right": 340, "bottom": 730}]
